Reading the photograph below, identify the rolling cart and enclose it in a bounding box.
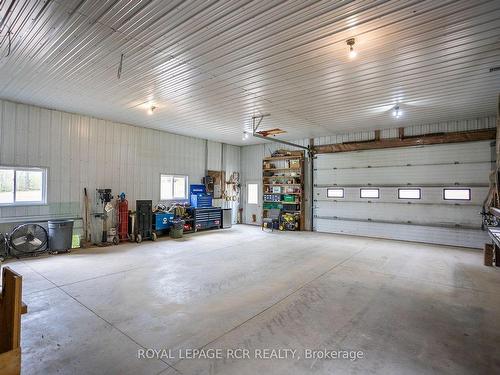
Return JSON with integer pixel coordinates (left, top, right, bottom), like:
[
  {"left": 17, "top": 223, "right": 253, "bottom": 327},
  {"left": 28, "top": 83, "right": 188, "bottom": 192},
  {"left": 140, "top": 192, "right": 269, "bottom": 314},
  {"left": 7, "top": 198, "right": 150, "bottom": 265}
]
[{"left": 135, "top": 200, "right": 156, "bottom": 243}]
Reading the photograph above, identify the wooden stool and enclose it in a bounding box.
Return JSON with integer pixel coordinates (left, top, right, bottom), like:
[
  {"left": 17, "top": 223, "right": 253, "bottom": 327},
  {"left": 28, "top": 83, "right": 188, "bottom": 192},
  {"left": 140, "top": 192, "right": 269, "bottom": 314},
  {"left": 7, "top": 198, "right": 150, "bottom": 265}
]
[{"left": 0, "top": 267, "right": 28, "bottom": 375}]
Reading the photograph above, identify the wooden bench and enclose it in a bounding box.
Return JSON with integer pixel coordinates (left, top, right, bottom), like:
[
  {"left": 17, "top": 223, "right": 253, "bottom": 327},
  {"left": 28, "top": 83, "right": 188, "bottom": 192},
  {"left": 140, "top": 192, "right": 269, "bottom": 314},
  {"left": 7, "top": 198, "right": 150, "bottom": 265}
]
[{"left": 0, "top": 267, "right": 27, "bottom": 375}]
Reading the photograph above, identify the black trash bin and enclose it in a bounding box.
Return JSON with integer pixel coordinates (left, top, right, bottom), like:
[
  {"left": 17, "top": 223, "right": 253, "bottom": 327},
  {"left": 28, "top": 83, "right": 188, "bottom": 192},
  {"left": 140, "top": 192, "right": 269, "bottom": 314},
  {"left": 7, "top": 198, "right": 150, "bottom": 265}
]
[{"left": 48, "top": 220, "right": 74, "bottom": 252}]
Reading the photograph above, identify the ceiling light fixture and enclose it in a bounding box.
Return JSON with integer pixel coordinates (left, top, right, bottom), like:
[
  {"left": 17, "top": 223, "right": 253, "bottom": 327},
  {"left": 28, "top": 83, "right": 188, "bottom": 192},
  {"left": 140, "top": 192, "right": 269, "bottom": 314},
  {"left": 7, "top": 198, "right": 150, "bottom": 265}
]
[
  {"left": 346, "top": 38, "right": 357, "bottom": 59},
  {"left": 148, "top": 106, "right": 156, "bottom": 115},
  {"left": 392, "top": 104, "right": 402, "bottom": 118},
  {"left": 242, "top": 131, "right": 250, "bottom": 140}
]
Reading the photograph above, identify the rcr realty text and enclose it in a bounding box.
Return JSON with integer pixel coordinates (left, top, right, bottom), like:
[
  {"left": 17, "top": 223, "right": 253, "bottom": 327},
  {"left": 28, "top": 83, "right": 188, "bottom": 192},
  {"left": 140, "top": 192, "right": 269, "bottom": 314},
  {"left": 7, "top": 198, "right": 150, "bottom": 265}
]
[{"left": 137, "top": 348, "right": 364, "bottom": 362}]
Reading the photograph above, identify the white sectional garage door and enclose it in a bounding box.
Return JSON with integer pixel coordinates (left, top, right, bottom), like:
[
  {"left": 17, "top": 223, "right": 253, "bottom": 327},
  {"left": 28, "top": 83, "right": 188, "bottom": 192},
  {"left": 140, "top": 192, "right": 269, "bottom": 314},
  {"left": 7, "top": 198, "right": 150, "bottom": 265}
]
[{"left": 313, "top": 141, "right": 493, "bottom": 248}]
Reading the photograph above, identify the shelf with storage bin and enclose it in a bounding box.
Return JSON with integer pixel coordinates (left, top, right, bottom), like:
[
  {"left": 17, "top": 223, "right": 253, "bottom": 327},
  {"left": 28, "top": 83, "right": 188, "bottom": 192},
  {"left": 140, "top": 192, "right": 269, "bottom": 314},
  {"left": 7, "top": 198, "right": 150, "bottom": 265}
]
[
  {"left": 264, "top": 200, "right": 301, "bottom": 204},
  {"left": 263, "top": 155, "right": 303, "bottom": 161},
  {"left": 262, "top": 152, "right": 305, "bottom": 231},
  {"left": 262, "top": 168, "right": 300, "bottom": 171},
  {"left": 263, "top": 183, "right": 301, "bottom": 186}
]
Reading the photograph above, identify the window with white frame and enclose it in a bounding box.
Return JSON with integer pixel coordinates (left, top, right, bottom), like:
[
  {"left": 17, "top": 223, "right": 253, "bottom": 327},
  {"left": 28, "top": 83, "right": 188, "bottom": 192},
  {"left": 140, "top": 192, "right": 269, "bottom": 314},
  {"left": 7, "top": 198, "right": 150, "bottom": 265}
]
[
  {"left": 443, "top": 188, "right": 470, "bottom": 201},
  {"left": 398, "top": 188, "right": 421, "bottom": 200},
  {"left": 247, "top": 183, "right": 259, "bottom": 204},
  {"left": 160, "top": 174, "right": 188, "bottom": 200},
  {"left": 360, "top": 188, "right": 380, "bottom": 199},
  {"left": 0, "top": 166, "right": 47, "bottom": 205},
  {"left": 327, "top": 188, "right": 344, "bottom": 198}
]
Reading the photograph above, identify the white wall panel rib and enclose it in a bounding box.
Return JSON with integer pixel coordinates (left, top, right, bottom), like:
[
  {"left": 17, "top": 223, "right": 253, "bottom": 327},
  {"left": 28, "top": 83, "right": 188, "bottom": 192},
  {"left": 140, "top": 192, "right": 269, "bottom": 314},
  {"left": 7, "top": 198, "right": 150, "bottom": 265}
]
[
  {"left": 207, "top": 140, "right": 222, "bottom": 171},
  {"left": 313, "top": 141, "right": 494, "bottom": 248},
  {"left": 0, "top": 99, "right": 241, "bottom": 231}
]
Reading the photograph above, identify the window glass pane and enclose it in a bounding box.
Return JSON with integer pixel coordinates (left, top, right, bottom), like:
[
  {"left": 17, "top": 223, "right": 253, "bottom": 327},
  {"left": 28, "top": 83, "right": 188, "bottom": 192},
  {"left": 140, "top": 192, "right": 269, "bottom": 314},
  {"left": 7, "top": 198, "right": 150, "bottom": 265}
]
[
  {"left": 15, "top": 170, "right": 43, "bottom": 202},
  {"left": 398, "top": 189, "right": 421, "bottom": 199},
  {"left": 248, "top": 183, "right": 258, "bottom": 204},
  {"left": 173, "top": 176, "right": 186, "bottom": 199},
  {"left": 360, "top": 188, "right": 379, "bottom": 198},
  {"left": 443, "top": 189, "right": 470, "bottom": 200},
  {"left": 0, "top": 169, "right": 14, "bottom": 204},
  {"left": 327, "top": 188, "right": 344, "bottom": 198},
  {"left": 160, "top": 175, "right": 173, "bottom": 200}
]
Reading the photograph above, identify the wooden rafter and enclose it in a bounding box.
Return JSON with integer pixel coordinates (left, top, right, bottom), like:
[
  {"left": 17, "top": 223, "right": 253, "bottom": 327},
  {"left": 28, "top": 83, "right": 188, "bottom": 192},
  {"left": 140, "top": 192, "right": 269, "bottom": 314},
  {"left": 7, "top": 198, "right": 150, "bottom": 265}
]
[{"left": 313, "top": 128, "right": 496, "bottom": 154}]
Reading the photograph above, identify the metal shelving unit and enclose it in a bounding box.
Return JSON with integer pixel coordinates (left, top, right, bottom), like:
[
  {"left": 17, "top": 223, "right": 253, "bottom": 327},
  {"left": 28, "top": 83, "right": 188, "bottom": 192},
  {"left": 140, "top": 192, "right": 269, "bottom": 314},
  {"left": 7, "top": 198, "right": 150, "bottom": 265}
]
[{"left": 262, "top": 152, "right": 305, "bottom": 230}]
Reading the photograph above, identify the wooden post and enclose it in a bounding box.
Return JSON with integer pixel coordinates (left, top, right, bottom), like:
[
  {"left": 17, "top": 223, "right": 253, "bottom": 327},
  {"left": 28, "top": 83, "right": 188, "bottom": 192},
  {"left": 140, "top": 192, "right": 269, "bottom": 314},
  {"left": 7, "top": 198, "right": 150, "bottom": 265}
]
[
  {"left": 0, "top": 268, "right": 22, "bottom": 352},
  {"left": 484, "top": 243, "right": 494, "bottom": 266},
  {"left": 0, "top": 348, "right": 20, "bottom": 375},
  {"left": 0, "top": 267, "right": 24, "bottom": 375},
  {"left": 495, "top": 244, "right": 500, "bottom": 267}
]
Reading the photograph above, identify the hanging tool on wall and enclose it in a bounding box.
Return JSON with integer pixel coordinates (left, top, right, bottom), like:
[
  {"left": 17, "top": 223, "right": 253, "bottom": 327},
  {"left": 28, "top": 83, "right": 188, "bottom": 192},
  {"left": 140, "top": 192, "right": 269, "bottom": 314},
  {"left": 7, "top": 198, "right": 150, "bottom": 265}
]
[{"left": 95, "top": 189, "right": 115, "bottom": 245}]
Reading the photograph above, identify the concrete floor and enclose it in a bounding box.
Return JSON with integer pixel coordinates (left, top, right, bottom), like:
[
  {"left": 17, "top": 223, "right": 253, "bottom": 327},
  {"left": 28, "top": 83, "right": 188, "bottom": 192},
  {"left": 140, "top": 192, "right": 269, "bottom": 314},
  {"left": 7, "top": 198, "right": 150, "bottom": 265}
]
[{"left": 2, "top": 225, "right": 500, "bottom": 374}]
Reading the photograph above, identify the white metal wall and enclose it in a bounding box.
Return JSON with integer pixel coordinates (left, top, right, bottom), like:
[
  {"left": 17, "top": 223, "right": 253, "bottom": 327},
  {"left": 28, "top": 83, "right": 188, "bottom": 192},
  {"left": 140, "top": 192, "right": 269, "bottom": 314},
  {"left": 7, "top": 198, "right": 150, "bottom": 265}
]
[
  {"left": 241, "top": 144, "right": 265, "bottom": 225},
  {"left": 314, "top": 141, "right": 493, "bottom": 248},
  {"left": 0, "top": 99, "right": 241, "bottom": 233}
]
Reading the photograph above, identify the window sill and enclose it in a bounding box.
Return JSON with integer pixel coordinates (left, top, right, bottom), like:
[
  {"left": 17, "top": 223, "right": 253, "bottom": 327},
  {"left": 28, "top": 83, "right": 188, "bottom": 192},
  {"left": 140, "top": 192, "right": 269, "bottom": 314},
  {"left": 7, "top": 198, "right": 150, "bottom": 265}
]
[{"left": 0, "top": 202, "right": 48, "bottom": 208}]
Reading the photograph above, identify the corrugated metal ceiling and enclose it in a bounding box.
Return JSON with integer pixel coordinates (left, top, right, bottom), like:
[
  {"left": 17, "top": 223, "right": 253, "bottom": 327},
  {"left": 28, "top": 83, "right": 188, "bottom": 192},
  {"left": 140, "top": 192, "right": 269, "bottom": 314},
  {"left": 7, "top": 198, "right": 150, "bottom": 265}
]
[{"left": 0, "top": 0, "right": 498, "bottom": 145}]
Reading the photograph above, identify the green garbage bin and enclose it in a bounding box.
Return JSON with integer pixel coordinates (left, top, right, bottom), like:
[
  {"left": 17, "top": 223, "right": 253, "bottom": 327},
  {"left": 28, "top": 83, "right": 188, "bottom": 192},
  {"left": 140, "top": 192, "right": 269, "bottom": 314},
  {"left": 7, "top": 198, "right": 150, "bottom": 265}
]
[{"left": 170, "top": 219, "right": 184, "bottom": 239}]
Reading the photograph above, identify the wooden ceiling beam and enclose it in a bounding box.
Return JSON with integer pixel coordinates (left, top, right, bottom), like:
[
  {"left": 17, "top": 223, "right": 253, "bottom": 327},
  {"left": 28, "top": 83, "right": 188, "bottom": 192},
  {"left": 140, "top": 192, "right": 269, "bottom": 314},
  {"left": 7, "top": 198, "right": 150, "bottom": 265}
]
[{"left": 313, "top": 128, "right": 496, "bottom": 154}]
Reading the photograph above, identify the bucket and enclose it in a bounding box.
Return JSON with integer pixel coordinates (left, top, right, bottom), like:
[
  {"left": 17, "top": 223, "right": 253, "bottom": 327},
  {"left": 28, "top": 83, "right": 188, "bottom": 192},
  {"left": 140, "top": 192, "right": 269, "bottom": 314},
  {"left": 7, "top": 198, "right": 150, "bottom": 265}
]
[
  {"left": 48, "top": 220, "right": 74, "bottom": 252},
  {"left": 170, "top": 219, "right": 184, "bottom": 239}
]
